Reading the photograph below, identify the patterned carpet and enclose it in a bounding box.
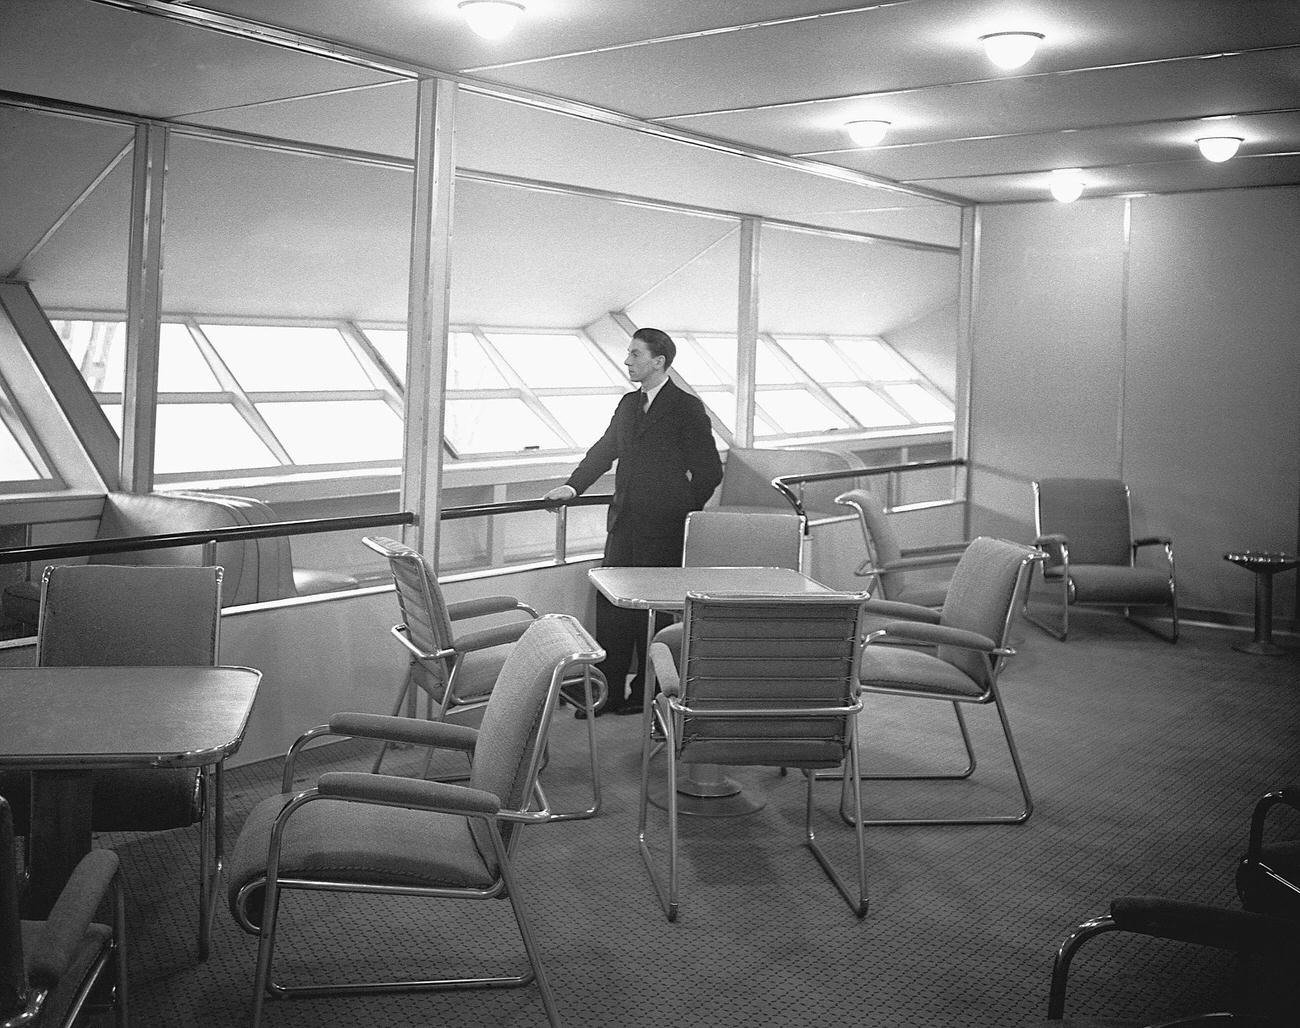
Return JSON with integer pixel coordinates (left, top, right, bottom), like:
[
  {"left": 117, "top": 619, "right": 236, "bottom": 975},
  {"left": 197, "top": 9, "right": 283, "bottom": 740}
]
[{"left": 92, "top": 613, "right": 1298, "bottom": 1027}]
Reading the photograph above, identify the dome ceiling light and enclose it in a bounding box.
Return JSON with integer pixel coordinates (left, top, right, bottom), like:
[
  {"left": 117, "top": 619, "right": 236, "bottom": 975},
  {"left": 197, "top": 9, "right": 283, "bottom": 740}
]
[
  {"left": 980, "top": 31, "right": 1045, "bottom": 70},
  {"left": 1049, "top": 169, "right": 1085, "bottom": 203},
  {"left": 1196, "top": 136, "right": 1244, "bottom": 162},
  {"left": 845, "top": 120, "right": 891, "bottom": 147},
  {"left": 459, "top": 0, "right": 525, "bottom": 40}
]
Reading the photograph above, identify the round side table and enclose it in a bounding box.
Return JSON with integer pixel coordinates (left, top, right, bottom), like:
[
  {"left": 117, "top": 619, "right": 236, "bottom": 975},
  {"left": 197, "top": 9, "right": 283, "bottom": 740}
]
[{"left": 1223, "top": 551, "right": 1297, "bottom": 655}]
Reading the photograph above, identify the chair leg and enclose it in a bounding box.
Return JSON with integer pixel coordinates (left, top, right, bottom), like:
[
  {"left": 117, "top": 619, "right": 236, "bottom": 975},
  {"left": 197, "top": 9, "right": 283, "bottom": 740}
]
[
  {"left": 545, "top": 668, "right": 606, "bottom": 822},
  {"left": 637, "top": 697, "right": 679, "bottom": 921},
  {"left": 113, "top": 865, "right": 129, "bottom": 1028},
  {"left": 489, "top": 829, "right": 561, "bottom": 1027},
  {"left": 841, "top": 696, "right": 1033, "bottom": 827},
  {"left": 824, "top": 700, "right": 976, "bottom": 785},
  {"left": 805, "top": 732, "right": 869, "bottom": 917},
  {"left": 371, "top": 665, "right": 418, "bottom": 773},
  {"left": 1047, "top": 913, "right": 1119, "bottom": 1019},
  {"left": 1023, "top": 565, "right": 1069, "bottom": 640}
]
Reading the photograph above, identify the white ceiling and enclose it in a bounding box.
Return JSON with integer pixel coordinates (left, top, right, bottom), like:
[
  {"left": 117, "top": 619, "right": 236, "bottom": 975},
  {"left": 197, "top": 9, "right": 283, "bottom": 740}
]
[
  {"left": 2, "top": 0, "right": 1294, "bottom": 329},
  {"left": 5, "top": 0, "right": 1297, "bottom": 213}
]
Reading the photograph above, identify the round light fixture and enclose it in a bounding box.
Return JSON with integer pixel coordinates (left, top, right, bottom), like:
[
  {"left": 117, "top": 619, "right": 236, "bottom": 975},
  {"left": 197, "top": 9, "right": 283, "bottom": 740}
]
[
  {"left": 1196, "top": 136, "right": 1243, "bottom": 163},
  {"left": 459, "top": 0, "right": 525, "bottom": 40},
  {"left": 1049, "top": 169, "right": 1085, "bottom": 203},
  {"left": 845, "top": 120, "right": 891, "bottom": 147},
  {"left": 979, "top": 31, "right": 1045, "bottom": 70}
]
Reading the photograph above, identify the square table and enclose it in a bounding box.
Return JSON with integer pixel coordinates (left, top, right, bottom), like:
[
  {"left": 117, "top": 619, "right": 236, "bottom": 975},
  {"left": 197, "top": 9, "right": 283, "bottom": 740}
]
[
  {"left": 0, "top": 664, "right": 263, "bottom": 921},
  {"left": 588, "top": 565, "right": 831, "bottom": 816}
]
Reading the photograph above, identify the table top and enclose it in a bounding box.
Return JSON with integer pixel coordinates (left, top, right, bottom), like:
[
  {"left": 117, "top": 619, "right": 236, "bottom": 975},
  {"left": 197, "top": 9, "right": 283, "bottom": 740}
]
[
  {"left": 0, "top": 665, "right": 263, "bottom": 770},
  {"left": 588, "top": 565, "right": 830, "bottom": 610},
  {"left": 1224, "top": 551, "right": 1298, "bottom": 571}
]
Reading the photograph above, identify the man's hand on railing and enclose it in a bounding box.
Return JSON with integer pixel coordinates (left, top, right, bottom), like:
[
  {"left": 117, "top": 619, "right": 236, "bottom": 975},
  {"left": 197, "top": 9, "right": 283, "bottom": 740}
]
[{"left": 543, "top": 485, "right": 577, "bottom": 509}]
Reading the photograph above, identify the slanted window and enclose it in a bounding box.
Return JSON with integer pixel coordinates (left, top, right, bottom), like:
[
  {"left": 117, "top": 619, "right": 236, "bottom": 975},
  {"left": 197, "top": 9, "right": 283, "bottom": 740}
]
[{"left": 53, "top": 317, "right": 403, "bottom": 481}]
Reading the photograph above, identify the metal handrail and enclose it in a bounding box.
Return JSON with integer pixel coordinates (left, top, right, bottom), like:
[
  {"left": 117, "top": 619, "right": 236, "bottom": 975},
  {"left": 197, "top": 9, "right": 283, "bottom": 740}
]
[
  {"left": 0, "top": 511, "right": 415, "bottom": 566},
  {"left": 770, "top": 457, "right": 967, "bottom": 522}
]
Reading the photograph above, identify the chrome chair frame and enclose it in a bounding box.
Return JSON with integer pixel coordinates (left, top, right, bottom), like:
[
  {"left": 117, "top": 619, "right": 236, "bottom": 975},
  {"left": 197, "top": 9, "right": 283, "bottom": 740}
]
[
  {"left": 834, "top": 488, "right": 968, "bottom": 606},
  {"left": 363, "top": 535, "right": 607, "bottom": 821},
  {"left": 230, "top": 614, "right": 603, "bottom": 1028},
  {"left": 638, "top": 592, "right": 871, "bottom": 922},
  {"left": 839, "top": 539, "right": 1043, "bottom": 827},
  {"left": 1025, "top": 478, "right": 1178, "bottom": 643},
  {"left": 26, "top": 564, "right": 225, "bottom": 960},
  {"left": 1, "top": 797, "right": 129, "bottom": 1028}
]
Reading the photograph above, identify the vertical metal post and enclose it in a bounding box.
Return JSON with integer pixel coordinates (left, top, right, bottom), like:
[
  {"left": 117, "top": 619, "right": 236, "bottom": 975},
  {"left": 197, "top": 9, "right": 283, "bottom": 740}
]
[
  {"left": 402, "top": 77, "right": 457, "bottom": 561},
  {"left": 122, "top": 121, "right": 167, "bottom": 494},
  {"left": 955, "top": 205, "right": 977, "bottom": 539},
  {"left": 553, "top": 505, "right": 568, "bottom": 565},
  {"left": 735, "top": 217, "right": 760, "bottom": 448}
]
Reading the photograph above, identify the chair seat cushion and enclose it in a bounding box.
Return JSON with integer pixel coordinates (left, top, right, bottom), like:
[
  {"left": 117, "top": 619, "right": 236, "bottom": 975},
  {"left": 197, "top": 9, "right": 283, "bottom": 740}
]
[
  {"left": 91, "top": 767, "right": 201, "bottom": 831},
  {"left": 228, "top": 792, "right": 494, "bottom": 929},
  {"left": 859, "top": 645, "right": 986, "bottom": 700},
  {"left": 452, "top": 646, "right": 512, "bottom": 702},
  {"left": 1056, "top": 564, "right": 1171, "bottom": 605},
  {"left": 891, "top": 582, "right": 949, "bottom": 608},
  {"left": 0, "top": 768, "right": 199, "bottom": 834}
]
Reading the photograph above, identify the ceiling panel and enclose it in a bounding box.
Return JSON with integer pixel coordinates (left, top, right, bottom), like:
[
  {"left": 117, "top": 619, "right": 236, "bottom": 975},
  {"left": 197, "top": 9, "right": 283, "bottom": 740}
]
[{"left": 6, "top": 0, "right": 1299, "bottom": 214}]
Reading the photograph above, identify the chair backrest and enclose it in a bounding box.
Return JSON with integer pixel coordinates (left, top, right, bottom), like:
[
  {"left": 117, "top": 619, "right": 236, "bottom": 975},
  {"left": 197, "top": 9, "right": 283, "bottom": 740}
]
[
  {"left": 835, "top": 487, "right": 904, "bottom": 568},
  {"left": 682, "top": 510, "right": 803, "bottom": 570},
  {"left": 362, "top": 536, "right": 455, "bottom": 670},
  {"left": 37, "top": 564, "right": 221, "bottom": 667},
  {"left": 1033, "top": 478, "right": 1134, "bottom": 567},
  {"left": 470, "top": 614, "right": 601, "bottom": 850},
  {"left": 938, "top": 537, "right": 1038, "bottom": 684},
  {"left": 0, "top": 796, "right": 23, "bottom": 1018},
  {"left": 673, "top": 592, "right": 868, "bottom": 767}
]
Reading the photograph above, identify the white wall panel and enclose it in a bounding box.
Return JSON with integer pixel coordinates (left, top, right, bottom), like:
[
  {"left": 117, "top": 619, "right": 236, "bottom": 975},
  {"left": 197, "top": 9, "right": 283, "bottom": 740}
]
[
  {"left": 968, "top": 198, "right": 1128, "bottom": 535},
  {"left": 1125, "top": 188, "right": 1300, "bottom": 615},
  {"left": 969, "top": 188, "right": 1300, "bottom": 623}
]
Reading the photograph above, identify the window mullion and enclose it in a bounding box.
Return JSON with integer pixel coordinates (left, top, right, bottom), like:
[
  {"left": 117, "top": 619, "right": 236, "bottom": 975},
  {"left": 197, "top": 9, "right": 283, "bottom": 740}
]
[{"left": 186, "top": 319, "right": 293, "bottom": 465}]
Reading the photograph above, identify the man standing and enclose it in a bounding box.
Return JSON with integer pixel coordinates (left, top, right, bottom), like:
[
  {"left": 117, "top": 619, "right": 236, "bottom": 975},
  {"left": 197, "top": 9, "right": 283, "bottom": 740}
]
[{"left": 544, "top": 327, "right": 723, "bottom": 714}]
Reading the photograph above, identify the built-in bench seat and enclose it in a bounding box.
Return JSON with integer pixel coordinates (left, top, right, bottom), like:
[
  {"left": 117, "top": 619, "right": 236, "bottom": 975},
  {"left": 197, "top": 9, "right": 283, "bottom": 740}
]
[
  {"left": 716, "top": 447, "right": 866, "bottom": 519},
  {"left": 1, "top": 490, "right": 357, "bottom": 632}
]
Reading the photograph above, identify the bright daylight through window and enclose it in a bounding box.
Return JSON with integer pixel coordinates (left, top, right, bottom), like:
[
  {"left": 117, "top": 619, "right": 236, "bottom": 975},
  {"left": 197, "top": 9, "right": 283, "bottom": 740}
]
[{"left": 43, "top": 319, "right": 952, "bottom": 483}]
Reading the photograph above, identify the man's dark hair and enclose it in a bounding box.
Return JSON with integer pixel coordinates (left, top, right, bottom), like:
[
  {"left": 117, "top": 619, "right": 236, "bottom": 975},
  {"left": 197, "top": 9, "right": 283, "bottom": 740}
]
[{"left": 633, "top": 327, "right": 676, "bottom": 370}]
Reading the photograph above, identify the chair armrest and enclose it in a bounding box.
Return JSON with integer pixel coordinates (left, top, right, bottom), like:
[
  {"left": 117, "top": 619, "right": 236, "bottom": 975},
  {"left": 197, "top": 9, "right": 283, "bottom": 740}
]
[
  {"left": 452, "top": 620, "right": 533, "bottom": 654},
  {"left": 880, "top": 552, "right": 964, "bottom": 572},
  {"left": 318, "top": 771, "right": 500, "bottom": 817},
  {"left": 898, "top": 542, "right": 968, "bottom": 559},
  {"left": 874, "top": 620, "right": 998, "bottom": 653},
  {"left": 1246, "top": 787, "right": 1300, "bottom": 861},
  {"left": 448, "top": 595, "right": 539, "bottom": 621},
  {"left": 327, "top": 712, "right": 479, "bottom": 753},
  {"left": 650, "top": 641, "right": 682, "bottom": 697},
  {"left": 26, "top": 850, "right": 119, "bottom": 987},
  {"left": 1034, "top": 533, "right": 1069, "bottom": 567},
  {"left": 1109, "top": 895, "right": 1300, "bottom": 956},
  {"left": 862, "top": 598, "right": 942, "bottom": 623},
  {"left": 1132, "top": 535, "right": 1172, "bottom": 548}
]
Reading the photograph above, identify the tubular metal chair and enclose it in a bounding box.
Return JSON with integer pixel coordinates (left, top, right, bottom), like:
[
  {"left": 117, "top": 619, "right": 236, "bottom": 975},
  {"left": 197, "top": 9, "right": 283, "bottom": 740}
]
[
  {"left": 681, "top": 509, "right": 804, "bottom": 570},
  {"left": 845, "top": 536, "right": 1042, "bottom": 826},
  {"left": 0, "top": 563, "right": 224, "bottom": 959},
  {"left": 638, "top": 592, "right": 872, "bottom": 922},
  {"left": 362, "top": 535, "right": 607, "bottom": 821},
  {"left": 1, "top": 796, "right": 128, "bottom": 1028},
  {"left": 834, "top": 488, "right": 968, "bottom": 607},
  {"left": 1046, "top": 790, "right": 1300, "bottom": 1025},
  {"left": 227, "top": 614, "right": 603, "bottom": 1028},
  {"left": 1026, "top": 477, "right": 1178, "bottom": 642}
]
